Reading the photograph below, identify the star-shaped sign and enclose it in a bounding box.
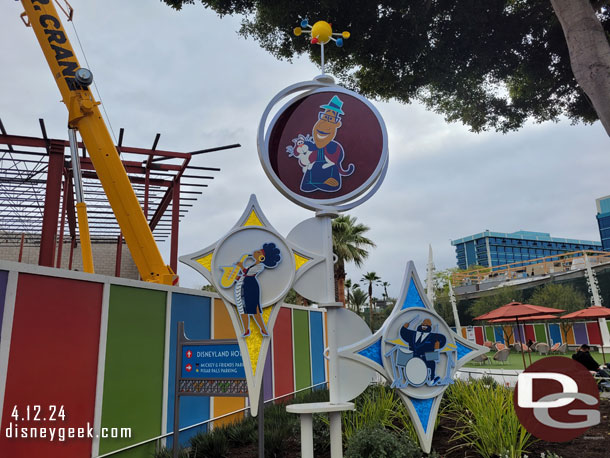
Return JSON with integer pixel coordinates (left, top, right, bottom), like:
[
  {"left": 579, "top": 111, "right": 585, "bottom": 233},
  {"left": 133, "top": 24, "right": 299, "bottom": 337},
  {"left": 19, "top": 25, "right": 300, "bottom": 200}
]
[
  {"left": 337, "top": 261, "right": 487, "bottom": 453},
  {"left": 180, "top": 194, "right": 323, "bottom": 415}
]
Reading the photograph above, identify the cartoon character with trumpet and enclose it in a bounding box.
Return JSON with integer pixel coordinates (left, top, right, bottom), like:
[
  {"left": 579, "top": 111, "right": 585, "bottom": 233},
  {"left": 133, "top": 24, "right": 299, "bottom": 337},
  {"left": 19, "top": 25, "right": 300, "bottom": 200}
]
[{"left": 219, "top": 243, "right": 282, "bottom": 337}]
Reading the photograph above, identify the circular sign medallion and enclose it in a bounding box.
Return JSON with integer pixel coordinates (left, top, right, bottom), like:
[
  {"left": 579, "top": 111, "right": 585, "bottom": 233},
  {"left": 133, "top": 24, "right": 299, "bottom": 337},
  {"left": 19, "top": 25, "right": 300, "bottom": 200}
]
[
  {"left": 211, "top": 226, "right": 295, "bottom": 309},
  {"left": 258, "top": 82, "right": 388, "bottom": 211}
]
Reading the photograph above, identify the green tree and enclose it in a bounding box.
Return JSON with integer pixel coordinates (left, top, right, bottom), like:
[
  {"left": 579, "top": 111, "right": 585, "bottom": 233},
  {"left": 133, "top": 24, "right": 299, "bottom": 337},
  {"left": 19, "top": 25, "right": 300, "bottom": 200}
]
[
  {"left": 529, "top": 282, "right": 587, "bottom": 313},
  {"left": 331, "top": 215, "right": 375, "bottom": 305},
  {"left": 381, "top": 281, "right": 390, "bottom": 301},
  {"left": 351, "top": 287, "right": 368, "bottom": 313},
  {"left": 201, "top": 283, "right": 217, "bottom": 293},
  {"left": 469, "top": 286, "right": 523, "bottom": 320},
  {"left": 361, "top": 272, "right": 381, "bottom": 327},
  {"left": 163, "top": 0, "right": 610, "bottom": 135}
]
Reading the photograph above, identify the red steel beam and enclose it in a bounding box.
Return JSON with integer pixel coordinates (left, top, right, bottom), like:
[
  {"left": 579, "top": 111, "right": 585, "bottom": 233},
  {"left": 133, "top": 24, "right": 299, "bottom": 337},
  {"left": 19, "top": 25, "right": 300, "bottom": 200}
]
[{"left": 39, "top": 140, "right": 64, "bottom": 267}]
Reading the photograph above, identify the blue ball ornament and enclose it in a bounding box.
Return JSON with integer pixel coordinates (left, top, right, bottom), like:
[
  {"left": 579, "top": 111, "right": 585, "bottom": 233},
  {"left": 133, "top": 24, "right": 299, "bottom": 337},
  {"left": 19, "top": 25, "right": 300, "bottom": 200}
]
[
  {"left": 336, "top": 38, "right": 343, "bottom": 47},
  {"left": 301, "top": 19, "right": 309, "bottom": 28}
]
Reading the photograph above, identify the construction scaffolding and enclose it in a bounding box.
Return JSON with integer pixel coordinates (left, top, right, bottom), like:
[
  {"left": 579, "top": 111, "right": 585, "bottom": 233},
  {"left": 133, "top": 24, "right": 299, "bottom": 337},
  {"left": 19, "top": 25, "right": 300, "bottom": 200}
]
[{"left": 0, "top": 118, "right": 239, "bottom": 276}]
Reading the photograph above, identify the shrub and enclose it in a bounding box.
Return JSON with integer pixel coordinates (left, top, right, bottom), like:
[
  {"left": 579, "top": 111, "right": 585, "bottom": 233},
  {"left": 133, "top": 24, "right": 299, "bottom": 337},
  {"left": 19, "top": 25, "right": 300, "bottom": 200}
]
[
  {"left": 190, "top": 427, "right": 230, "bottom": 458},
  {"left": 444, "top": 379, "right": 533, "bottom": 458},
  {"left": 225, "top": 417, "right": 257, "bottom": 447},
  {"left": 340, "top": 384, "right": 419, "bottom": 443},
  {"left": 345, "top": 425, "right": 425, "bottom": 458}
]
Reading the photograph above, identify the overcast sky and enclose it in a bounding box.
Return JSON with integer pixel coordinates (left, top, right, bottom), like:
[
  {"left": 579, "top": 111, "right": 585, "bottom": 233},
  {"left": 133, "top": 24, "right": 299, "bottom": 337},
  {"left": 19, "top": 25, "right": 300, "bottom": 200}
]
[{"left": 2, "top": 0, "right": 609, "bottom": 299}]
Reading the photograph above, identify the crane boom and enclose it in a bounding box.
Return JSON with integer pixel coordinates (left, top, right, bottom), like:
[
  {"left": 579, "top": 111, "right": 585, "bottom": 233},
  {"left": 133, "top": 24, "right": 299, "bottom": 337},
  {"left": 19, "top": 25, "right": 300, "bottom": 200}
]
[{"left": 21, "top": 0, "right": 177, "bottom": 285}]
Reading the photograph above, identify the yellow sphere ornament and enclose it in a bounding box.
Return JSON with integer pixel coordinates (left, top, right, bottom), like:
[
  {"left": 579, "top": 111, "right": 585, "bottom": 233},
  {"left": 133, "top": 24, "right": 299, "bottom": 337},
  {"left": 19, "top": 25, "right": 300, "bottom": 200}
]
[
  {"left": 342, "top": 31, "right": 350, "bottom": 39},
  {"left": 293, "top": 27, "right": 302, "bottom": 37},
  {"left": 310, "top": 20, "right": 332, "bottom": 44}
]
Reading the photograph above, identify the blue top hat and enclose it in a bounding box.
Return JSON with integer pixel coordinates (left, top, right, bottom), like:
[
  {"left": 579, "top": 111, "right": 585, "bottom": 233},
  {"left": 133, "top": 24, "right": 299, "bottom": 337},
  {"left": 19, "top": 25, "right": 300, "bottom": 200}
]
[{"left": 320, "top": 95, "right": 344, "bottom": 115}]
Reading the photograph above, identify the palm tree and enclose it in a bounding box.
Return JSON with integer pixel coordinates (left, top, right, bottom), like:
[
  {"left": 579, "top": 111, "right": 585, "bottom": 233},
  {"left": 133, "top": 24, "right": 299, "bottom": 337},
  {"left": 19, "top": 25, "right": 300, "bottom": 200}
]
[
  {"left": 382, "top": 281, "right": 390, "bottom": 301},
  {"left": 332, "top": 215, "right": 375, "bottom": 305},
  {"left": 361, "top": 272, "right": 381, "bottom": 327},
  {"left": 351, "top": 287, "right": 368, "bottom": 314}
]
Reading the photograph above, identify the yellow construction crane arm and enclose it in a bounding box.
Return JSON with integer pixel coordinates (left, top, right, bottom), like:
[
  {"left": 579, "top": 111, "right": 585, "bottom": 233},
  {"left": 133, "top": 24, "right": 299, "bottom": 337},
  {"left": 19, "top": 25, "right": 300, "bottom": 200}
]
[{"left": 21, "top": 0, "right": 177, "bottom": 285}]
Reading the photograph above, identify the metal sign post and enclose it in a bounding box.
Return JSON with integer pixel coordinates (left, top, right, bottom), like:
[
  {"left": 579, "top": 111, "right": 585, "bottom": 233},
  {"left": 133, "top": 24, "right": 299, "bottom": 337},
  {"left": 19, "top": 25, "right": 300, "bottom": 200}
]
[{"left": 172, "top": 322, "right": 248, "bottom": 458}]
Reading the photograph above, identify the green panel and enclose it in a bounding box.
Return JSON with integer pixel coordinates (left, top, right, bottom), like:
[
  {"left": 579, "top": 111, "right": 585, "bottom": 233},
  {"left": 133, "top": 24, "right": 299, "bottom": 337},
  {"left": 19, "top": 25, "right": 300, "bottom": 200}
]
[
  {"left": 485, "top": 326, "right": 494, "bottom": 342},
  {"left": 292, "top": 309, "right": 312, "bottom": 391},
  {"left": 100, "top": 285, "right": 167, "bottom": 457},
  {"left": 534, "top": 324, "right": 547, "bottom": 343}
]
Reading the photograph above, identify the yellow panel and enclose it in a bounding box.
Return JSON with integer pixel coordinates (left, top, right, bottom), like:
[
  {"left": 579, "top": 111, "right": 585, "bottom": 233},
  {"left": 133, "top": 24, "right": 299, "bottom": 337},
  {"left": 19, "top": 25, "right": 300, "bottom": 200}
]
[
  {"left": 503, "top": 326, "right": 514, "bottom": 344},
  {"left": 246, "top": 306, "right": 273, "bottom": 375},
  {"left": 243, "top": 210, "right": 263, "bottom": 227},
  {"left": 294, "top": 253, "right": 310, "bottom": 271},
  {"left": 212, "top": 299, "right": 244, "bottom": 426},
  {"left": 196, "top": 252, "right": 213, "bottom": 272}
]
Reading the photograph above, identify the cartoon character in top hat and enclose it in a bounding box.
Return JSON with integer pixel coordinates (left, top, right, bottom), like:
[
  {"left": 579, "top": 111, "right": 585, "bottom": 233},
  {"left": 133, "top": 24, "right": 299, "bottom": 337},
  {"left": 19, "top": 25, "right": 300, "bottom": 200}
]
[
  {"left": 286, "top": 95, "right": 355, "bottom": 192},
  {"left": 399, "top": 317, "right": 447, "bottom": 385}
]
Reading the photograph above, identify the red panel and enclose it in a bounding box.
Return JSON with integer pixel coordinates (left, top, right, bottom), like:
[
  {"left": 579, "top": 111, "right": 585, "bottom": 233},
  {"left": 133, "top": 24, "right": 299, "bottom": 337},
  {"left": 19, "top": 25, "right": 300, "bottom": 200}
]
[
  {"left": 586, "top": 322, "right": 602, "bottom": 345},
  {"left": 273, "top": 307, "right": 294, "bottom": 399},
  {"left": 0, "top": 274, "right": 103, "bottom": 458},
  {"left": 525, "top": 325, "right": 536, "bottom": 342},
  {"left": 473, "top": 326, "right": 484, "bottom": 345}
]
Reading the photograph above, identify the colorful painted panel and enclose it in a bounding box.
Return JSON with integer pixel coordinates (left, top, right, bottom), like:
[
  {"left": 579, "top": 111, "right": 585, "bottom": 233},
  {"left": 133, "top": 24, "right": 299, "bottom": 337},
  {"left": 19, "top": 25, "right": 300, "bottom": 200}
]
[
  {"left": 99, "top": 285, "right": 166, "bottom": 457},
  {"left": 0, "top": 270, "right": 7, "bottom": 334},
  {"left": 484, "top": 326, "right": 494, "bottom": 343},
  {"left": 503, "top": 326, "right": 514, "bottom": 344},
  {"left": 0, "top": 274, "right": 102, "bottom": 458},
  {"left": 473, "top": 326, "right": 484, "bottom": 345},
  {"left": 572, "top": 322, "right": 589, "bottom": 345},
  {"left": 167, "top": 293, "right": 211, "bottom": 446},
  {"left": 212, "top": 299, "right": 245, "bottom": 427},
  {"left": 494, "top": 326, "right": 505, "bottom": 344},
  {"left": 292, "top": 309, "right": 312, "bottom": 391},
  {"left": 549, "top": 324, "right": 562, "bottom": 345},
  {"left": 524, "top": 324, "right": 536, "bottom": 342},
  {"left": 309, "top": 311, "right": 326, "bottom": 389},
  {"left": 273, "top": 307, "right": 294, "bottom": 398},
  {"left": 586, "top": 322, "right": 602, "bottom": 345},
  {"left": 563, "top": 325, "right": 576, "bottom": 345},
  {"left": 533, "top": 324, "right": 547, "bottom": 343}
]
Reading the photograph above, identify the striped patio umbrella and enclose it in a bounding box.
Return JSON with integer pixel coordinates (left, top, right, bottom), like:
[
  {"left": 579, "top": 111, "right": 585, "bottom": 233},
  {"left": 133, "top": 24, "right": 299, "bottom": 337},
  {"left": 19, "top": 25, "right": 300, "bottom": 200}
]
[{"left": 562, "top": 306, "right": 610, "bottom": 364}]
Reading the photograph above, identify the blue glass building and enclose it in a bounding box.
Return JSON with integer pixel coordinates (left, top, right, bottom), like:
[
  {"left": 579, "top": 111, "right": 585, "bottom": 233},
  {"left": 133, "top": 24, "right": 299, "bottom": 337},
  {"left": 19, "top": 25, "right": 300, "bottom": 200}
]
[
  {"left": 596, "top": 195, "right": 610, "bottom": 251},
  {"left": 451, "top": 230, "right": 602, "bottom": 270}
]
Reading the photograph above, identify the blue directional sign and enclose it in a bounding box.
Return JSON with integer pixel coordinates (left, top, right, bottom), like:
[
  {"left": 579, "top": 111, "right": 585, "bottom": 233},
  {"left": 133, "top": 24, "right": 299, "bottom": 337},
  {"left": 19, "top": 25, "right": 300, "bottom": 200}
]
[{"left": 182, "top": 344, "right": 246, "bottom": 379}]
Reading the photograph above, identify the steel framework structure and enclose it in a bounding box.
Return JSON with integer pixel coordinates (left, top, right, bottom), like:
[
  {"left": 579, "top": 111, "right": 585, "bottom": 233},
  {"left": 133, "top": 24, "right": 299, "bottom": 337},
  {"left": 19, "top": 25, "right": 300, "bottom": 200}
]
[{"left": 0, "top": 118, "right": 239, "bottom": 275}]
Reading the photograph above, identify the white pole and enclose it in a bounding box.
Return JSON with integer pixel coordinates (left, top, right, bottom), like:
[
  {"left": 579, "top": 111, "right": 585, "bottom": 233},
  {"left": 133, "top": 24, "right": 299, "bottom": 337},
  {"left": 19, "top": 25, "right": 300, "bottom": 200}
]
[
  {"left": 449, "top": 282, "right": 462, "bottom": 336},
  {"left": 426, "top": 244, "right": 435, "bottom": 307},
  {"left": 584, "top": 253, "right": 610, "bottom": 351},
  {"left": 321, "top": 43, "right": 325, "bottom": 74}
]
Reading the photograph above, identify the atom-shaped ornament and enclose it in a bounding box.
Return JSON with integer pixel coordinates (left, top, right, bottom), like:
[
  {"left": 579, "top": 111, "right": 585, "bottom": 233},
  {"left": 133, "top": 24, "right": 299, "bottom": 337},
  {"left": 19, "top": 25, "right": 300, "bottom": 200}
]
[
  {"left": 294, "top": 19, "right": 350, "bottom": 47},
  {"left": 337, "top": 261, "right": 488, "bottom": 453}
]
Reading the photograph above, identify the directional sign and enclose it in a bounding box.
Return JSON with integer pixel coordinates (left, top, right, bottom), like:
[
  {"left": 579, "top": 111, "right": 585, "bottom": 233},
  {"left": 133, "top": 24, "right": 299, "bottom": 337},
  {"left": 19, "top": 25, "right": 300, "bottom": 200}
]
[{"left": 181, "top": 344, "right": 246, "bottom": 379}]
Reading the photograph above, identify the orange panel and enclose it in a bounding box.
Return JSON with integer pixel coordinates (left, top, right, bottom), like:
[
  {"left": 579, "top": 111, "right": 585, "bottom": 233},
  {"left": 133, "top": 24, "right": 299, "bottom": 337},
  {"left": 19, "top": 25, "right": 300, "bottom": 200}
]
[
  {"left": 562, "top": 325, "right": 576, "bottom": 345},
  {"left": 212, "top": 298, "right": 245, "bottom": 427},
  {"left": 503, "top": 326, "right": 514, "bottom": 344}
]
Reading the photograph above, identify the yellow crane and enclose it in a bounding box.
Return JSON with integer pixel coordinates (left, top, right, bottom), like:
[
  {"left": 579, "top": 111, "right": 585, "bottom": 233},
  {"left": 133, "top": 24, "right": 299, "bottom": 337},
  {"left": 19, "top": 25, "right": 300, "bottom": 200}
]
[{"left": 20, "top": 0, "right": 177, "bottom": 285}]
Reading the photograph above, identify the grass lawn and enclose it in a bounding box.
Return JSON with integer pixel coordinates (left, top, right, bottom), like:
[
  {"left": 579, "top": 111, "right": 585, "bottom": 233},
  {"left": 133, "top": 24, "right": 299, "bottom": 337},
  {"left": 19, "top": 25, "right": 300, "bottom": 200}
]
[{"left": 463, "top": 350, "right": 607, "bottom": 370}]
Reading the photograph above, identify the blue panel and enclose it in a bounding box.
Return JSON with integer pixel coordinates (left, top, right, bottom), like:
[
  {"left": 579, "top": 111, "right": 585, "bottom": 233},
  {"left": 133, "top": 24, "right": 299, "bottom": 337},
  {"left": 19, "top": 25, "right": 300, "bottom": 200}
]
[
  {"left": 456, "top": 341, "right": 473, "bottom": 360},
  {"left": 358, "top": 338, "right": 383, "bottom": 365},
  {"left": 549, "top": 324, "right": 562, "bottom": 345},
  {"left": 309, "top": 311, "right": 326, "bottom": 389},
  {"left": 410, "top": 397, "right": 434, "bottom": 433},
  {"left": 167, "top": 293, "right": 211, "bottom": 447},
  {"left": 494, "top": 326, "right": 505, "bottom": 344},
  {"left": 402, "top": 279, "right": 425, "bottom": 310}
]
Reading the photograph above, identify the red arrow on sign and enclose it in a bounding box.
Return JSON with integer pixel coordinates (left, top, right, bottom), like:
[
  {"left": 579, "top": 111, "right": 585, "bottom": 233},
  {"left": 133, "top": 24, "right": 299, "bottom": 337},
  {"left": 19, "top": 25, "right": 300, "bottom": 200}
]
[
  {"left": 185, "top": 364, "right": 192, "bottom": 372},
  {"left": 186, "top": 350, "right": 193, "bottom": 358}
]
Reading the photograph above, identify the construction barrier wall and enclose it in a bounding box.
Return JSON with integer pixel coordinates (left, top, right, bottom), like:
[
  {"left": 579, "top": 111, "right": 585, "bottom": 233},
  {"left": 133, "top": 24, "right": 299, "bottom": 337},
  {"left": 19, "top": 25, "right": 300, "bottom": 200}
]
[
  {"left": 0, "top": 261, "right": 327, "bottom": 458},
  {"left": 459, "top": 320, "right": 610, "bottom": 347}
]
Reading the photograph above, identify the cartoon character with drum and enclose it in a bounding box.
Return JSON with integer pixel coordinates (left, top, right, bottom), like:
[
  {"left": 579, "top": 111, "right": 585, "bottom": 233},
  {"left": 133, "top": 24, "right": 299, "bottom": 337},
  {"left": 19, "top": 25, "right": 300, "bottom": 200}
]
[{"left": 385, "top": 314, "right": 456, "bottom": 388}]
